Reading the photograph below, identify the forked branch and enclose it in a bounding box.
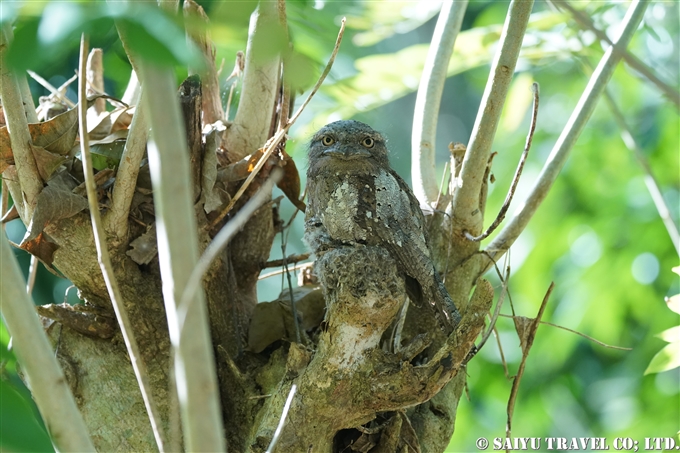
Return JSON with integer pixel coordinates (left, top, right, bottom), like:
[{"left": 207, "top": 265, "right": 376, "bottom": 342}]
[
  {"left": 452, "top": 0, "right": 534, "bottom": 233},
  {"left": 466, "top": 83, "right": 539, "bottom": 242},
  {"left": 485, "top": 0, "right": 650, "bottom": 269}
]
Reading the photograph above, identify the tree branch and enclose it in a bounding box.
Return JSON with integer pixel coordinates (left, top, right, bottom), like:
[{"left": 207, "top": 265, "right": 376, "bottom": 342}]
[
  {"left": 452, "top": 0, "right": 534, "bottom": 233},
  {"left": 78, "top": 35, "right": 167, "bottom": 453},
  {"left": 551, "top": 0, "right": 680, "bottom": 110},
  {"left": 2, "top": 22, "right": 39, "bottom": 123},
  {"left": 485, "top": 0, "right": 650, "bottom": 266},
  {"left": 411, "top": 0, "right": 468, "bottom": 207},
  {"left": 104, "top": 100, "right": 149, "bottom": 240},
  {"left": 0, "top": 234, "right": 96, "bottom": 452},
  {"left": 140, "top": 61, "right": 225, "bottom": 453},
  {"left": 0, "top": 23, "right": 43, "bottom": 213},
  {"left": 466, "top": 82, "right": 539, "bottom": 242},
  {"left": 223, "top": 1, "right": 281, "bottom": 161}
]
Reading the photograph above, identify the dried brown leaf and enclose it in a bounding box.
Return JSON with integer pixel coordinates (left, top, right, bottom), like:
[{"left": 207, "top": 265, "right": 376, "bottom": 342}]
[
  {"left": 126, "top": 223, "right": 158, "bottom": 265},
  {"left": 19, "top": 231, "right": 59, "bottom": 265},
  {"left": 248, "top": 286, "right": 324, "bottom": 353},
  {"left": 23, "top": 179, "right": 88, "bottom": 243},
  {"left": 248, "top": 300, "right": 286, "bottom": 353},
  {"left": 0, "top": 97, "right": 108, "bottom": 172},
  {"left": 277, "top": 153, "right": 306, "bottom": 212},
  {"left": 89, "top": 129, "right": 128, "bottom": 145},
  {"left": 32, "top": 144, "right": 67, "bottom": 181},
  {"left": 0, "top": 106, "right": 78, "bottom": 172},
  {"left": 513, "top": 315, "right": 533, "bottom": 354},
  {"left": 31, "top": 107, "right": 79, "bottom": 155},
  {"left": 110, "top": 106, "right": 134, "bottom": 133}
]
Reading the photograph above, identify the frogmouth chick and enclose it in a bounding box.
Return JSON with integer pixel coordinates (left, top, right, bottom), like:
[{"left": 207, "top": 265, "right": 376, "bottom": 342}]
[{"left": 304, "top": 120, "right": 461, "bottom": 331}]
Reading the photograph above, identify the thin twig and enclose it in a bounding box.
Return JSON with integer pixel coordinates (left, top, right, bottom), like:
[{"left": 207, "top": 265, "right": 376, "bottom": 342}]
[
  {"left": 485, "top": 0, "right": 649, "bottom": 268},
  {"left": 78, "top": 35, "right": 166, "bottom": 453},
  {"left": 551, "top": 0, "right": 680, "bottom": 109},
  {"left": 209, "top": 18, "right": 346, "bottom": 230},
  {"left": 281, "top": 237, "right": 301, "bottom": 344},
  {"left": 27, "top": 70, "right": 77, "bottom": 108},
  {"left": 477, "top": 265, "right": 510, "bottom": 351},
  {"left": 286, "top": 18, "right": 345, "bottom": 127},
  {"left": 506, "top": 282, "right": 553, "bottom": 444},
  {"left": 259, "top": 262, "right": 313, "bottom": 281},
  {"left": 498, "top": 315, "right": 633, "bottom": 350},
  {"left": 25, "top": 256, "right": 38, "bottom": 295},
  {"left": 1, "top": 179, "right": 8, "bottom": 232},
  {"left": 263, "top": 253, "right": 310, "bottom": 269},
  {"left": 492, "top": 326, "right": 511, "bottom": 379},
  {"left": 452, "top": 0, "right": 534, "bottom": 234},
  {"left": 466, "top": 82, "right": 539, "bottom": 242},
  {"left": 412, "top": 0, "right": 469, "bottom": 206},
  {"left": 265, "top": 384, "right": 297, "bottom": 453},
  {"left": 601, "top": 89, "right": 680, "bottom": 256}
]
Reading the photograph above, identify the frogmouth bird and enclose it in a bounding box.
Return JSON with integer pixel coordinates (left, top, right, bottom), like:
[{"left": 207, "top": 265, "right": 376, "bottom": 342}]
[{"left": 304, "top": 120, "right": 461, "bottom": 331}]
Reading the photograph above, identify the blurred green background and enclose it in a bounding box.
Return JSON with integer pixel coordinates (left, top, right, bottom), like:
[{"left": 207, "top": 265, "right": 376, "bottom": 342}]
[{"left": 1, "top": 1, "right": 678, "bottom": 451}]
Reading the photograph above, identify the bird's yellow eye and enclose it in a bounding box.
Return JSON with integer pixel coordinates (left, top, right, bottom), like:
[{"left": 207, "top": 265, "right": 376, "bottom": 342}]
[
  {"left": 321, "top": 135, "right": 335, "bottom": 146},
  {"left": 361, "top": 137, "right": 374, "bottom": 148}
]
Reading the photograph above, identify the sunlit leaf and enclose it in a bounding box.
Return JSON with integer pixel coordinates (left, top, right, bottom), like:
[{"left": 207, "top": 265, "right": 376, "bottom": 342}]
[
  {"left": 667, "top": 294, "right": 680, "bottom": 315},
  {"left": 644, "top": 342, "right": 680, "bottom": 375},
  {"left": 657, "top": 326, "right": 680, "bottom": 343}
]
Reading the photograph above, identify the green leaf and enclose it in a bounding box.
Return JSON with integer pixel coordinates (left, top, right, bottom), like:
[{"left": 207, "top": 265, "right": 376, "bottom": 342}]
[
  {"left": 645, "top": 342, "right": 680, "bottom": 375},
  {"left": 0, "top": 380, "right": 54, "bottom": 452},
  {"left": 6, "top": 2, "right": 203, "bottom": 72}
]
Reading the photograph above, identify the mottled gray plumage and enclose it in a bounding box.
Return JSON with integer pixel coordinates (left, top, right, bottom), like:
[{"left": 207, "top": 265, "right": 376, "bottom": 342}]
[{"left": 304, "top": 120, "right": 461, "bottom": 330}]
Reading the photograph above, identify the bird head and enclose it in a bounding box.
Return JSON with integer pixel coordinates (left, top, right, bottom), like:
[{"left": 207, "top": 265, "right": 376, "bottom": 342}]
[{"left": 308, "top": 120, "right": 388, "bottom": 166}]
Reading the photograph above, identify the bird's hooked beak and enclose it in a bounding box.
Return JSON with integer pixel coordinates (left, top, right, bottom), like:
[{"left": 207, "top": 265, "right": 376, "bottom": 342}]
[{"left": 322, "top": 147, "right": 372, "bottom": 160}]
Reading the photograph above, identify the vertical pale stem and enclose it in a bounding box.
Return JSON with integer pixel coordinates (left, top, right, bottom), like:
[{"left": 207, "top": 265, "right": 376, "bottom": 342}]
[
  {"left": 411, "top": 0, "right": 468, "bottom": 206},
  {"left": 451, "top": 0, "right": 534, "bottom": 232},
  {"left": 0, "top": 234, "right": 96, "bottom": 452},
  {"left": 141, "top": 61, "right": 225, "bottom": 453}
]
